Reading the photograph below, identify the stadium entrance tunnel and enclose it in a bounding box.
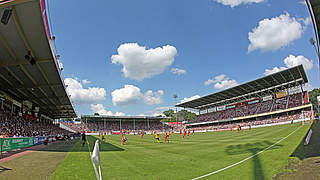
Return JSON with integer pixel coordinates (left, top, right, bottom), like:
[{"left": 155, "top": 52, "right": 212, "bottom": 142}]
[
  {"left": 37, "top": 136, "right": 124, "bottom": 152},
  {"left": 225, "top": 141, "right": 283, "bottom": 180}
]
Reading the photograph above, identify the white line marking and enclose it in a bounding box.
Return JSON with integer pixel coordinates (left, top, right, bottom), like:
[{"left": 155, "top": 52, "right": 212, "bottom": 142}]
[{"left": 192, "top": 125, "right": 303, "bottom": 180}]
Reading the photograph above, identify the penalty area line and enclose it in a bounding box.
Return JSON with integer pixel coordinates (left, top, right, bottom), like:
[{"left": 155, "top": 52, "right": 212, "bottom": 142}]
[{"left": 192, "top": 125, "right": 303, "bottom": 180}]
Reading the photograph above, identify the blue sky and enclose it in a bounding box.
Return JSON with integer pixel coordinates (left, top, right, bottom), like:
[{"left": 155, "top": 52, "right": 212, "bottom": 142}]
[{"left": 48, "top": 0, "right": 319, "bottom": 116}]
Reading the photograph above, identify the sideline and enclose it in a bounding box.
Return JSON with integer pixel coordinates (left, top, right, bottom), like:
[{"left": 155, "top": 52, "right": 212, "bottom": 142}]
[{"left": 192, "top": 125, "right": 304, "bottom": 180}]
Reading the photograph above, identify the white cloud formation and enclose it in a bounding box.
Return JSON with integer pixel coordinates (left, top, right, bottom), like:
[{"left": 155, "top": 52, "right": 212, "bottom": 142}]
[
  {"left": 214, "top": 79, "right": 239, "bottom": 89},
  {"left": 216, "top": 0, "right": 265, "bottom": 8},
  {"left": 111, "top": 85, "right": 164, "bottom": 106},
  {"left": 180, "top": 95, "right": 201, "bottom": 104},
  {"left": 171, "top": 68, "right": 186, "bottom": 75},
  {"left": 302, "top": 83, "right": 313, "bottom": 91},
  {"left": 205, "top": 74, "right": 226, "bottom": 86},
  {"left": 143, "top": 90, "right": 164, "bottom": 105},
  {"left": 299, "top": 17, "right": 311, "bottom": 26},
  {"left": 111, "top": 43, "right": 177, "bottom": 81},
  {"left": 264, "top": 66, "right": 287, "bottom": 76},
  {"left": 145, "top": 106, "right": 171, "bottom": 116},
  {"left": 82, "top": 79, "right": 91, "bottom": 84},
  {"left": 284, "top": 55, "right": 313, "bottom": 70},
  {"left": 64, "top": 78, "right": 106, "bottom": 104},
  {"left": 111, "top": 85, "right": 142, "bottom": 106},
  {"left": 90, "top": 104, "right": 125, "bottom": 116},
  {"left": 205, "top": 74, "right": 239, "bottom": 89},
  {"left": 264, "top": 54, "right": 313, "bottom": 75},
  {"left": 248, "top": 13, "right": 303, "bottom": 52}
]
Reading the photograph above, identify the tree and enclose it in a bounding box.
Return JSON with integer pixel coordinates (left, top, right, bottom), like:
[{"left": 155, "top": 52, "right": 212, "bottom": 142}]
[
  {"left": 163, "top": 109, "right": 175, "bottom": 117},
  {"left": 309, "top": 88, "right": 320, "bottom": 116},
  {"left": 161, "top": 109, "right": 196, "bottom": 122}
]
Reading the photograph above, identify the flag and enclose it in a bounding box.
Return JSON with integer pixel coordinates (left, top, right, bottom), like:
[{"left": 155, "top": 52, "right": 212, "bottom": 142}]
[
  {"left": 91, "top": 140, "right": 103, "bottom": 180},
  {"left": 91, "top": 140, "right": 100, "bottom": 165}
]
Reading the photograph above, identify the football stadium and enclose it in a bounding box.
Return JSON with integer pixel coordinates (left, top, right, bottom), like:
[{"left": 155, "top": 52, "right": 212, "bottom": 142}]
[{"left": 0, "top": 0, "right": 320, "bottom": 180}]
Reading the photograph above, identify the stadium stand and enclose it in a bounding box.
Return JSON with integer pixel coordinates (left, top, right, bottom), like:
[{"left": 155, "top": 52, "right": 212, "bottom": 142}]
[
  {"left": 191, "top": 92, "right": 308, "bottom": 124},
  {"left": 64, "top": 115, "right": 172, "bottom": 133},
  {"left": 0, "top": 108, "right": 70, "bottom": 138},
  {"left": 0, "top": 0, "right": 76, "bottom": 152},
  {"left": 176, "top": 65, "right": 314, "bottom": 131}
]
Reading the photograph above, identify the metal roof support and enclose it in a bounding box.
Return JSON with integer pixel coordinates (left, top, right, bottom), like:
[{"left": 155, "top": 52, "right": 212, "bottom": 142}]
[{"left": 12, "top": 7, "right": 63, "bottom": 107}]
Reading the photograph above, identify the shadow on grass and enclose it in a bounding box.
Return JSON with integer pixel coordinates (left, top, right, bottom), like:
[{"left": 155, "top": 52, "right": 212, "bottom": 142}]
[
  {"left": 37, "top": 136, "right": 124, "bottom": 152},
  {"left": 0, "top": 165, "right": 12, "bottom": 174},
  {"left": 225, "top": 141, "right": 283, "bottom": 180},
  {"left": 291, "top": 120, "right": 320, "bottom": 160}
]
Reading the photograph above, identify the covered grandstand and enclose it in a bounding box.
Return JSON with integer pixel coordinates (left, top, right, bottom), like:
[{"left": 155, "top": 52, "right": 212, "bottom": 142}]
[
  {"left": 71, "top": 115, "right": 171, "bottom": 133},
  {"left": 176, "top": 65, "right": 313, "bottom": 129},
  {"left": 0, "top": 0, "right": 76, "bottom": 119}
]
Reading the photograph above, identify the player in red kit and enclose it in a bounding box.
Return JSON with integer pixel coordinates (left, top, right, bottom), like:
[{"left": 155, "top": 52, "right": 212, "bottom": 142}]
[
  {"left": 165, "top": 132, "right": 169, "bottom": 143},
  {"left": 183, "top": 130, "right": 187, "bottom": 138},
  {"left": 187, "top": 130, "right": 190, "bottom": 137},
  {"left": 121, "top": 134, "right": 127, "bottom": 145}
]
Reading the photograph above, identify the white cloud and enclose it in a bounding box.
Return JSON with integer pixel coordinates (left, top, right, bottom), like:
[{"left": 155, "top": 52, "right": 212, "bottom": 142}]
[
  {"left": 180, "top": 95, "right": 201, "bottom": 104},
  {"left": 284, "top": 54, "right": 313, "bottom": 70},
  {"left": 214, "top": 79, "right": 239, "bottom": 89},
  {"left": 153, "top": 113, "right": 165, "bottom": 117},
  {"left": 82, "top": 79, "right": 91, "bottom": 84},
  {"left": 111, "top": 85, "right": 164, "bottom": 106},
  {"left": 264, "top": 54, "right": 313, "bottom": 75},
  {"left": 90, "top": 104, "right": 125, "bottom": 116},
  {"left": 143, "top": 90, "right": 164, "bottom": 105},
  {"left": 248, "top": 13, "right": 303, "bottom": 52},
  {"left": 145, "top": 106, "right": 171, "bottom": 116},
  {"left": 264, "top": 66, "right": 287, "bottom": 76},
  {"left": 299, "top": 17, "right": 311, "bottom": 26},
  {"left": 205, "top": 74, "right": 226, "bottom": 86},
  {"left": 111, "top": 85, "right": 142, "bottom": 106},
  {"left": 111, "top": 43, "right": 177, "bottom": 81},
  {"left": 205, "top": 74, "right": 238, "bottom": 89},
  {"left": 216, "top": 0, "right": 265, "bottom": 8},
  {"left": 64, "top": 78, "right": 106, "bottom": 104},
  {"left": 302, "top": 83, "right": 313, "bottom": 91},
  {"left": 171, "top": 68, "right": 186, "bottom": 75}
]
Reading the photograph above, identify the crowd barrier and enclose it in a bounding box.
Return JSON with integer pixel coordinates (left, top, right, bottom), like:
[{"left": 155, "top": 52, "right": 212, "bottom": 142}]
[{"left": 0, "top": 136, "right": 48, "bottom": 152}]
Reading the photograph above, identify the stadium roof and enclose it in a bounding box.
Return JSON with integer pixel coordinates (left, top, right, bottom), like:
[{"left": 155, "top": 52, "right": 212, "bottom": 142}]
[
  {"left": 0, "top": 0, "right": 76, "bottom": 118},
  {"left": 176, "top": 65, "right": 308, "bottom": 110},
  {"left": 306, "top": 0, "right": 320, "bottom": 51},
  {"left": 81, "top": 115, "right": 168, "bottom": 121}
]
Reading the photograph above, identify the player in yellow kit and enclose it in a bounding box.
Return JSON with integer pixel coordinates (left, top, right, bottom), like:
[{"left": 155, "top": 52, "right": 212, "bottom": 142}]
[{"left": 155, "top": 132, "right": 160, "bottom": 144}]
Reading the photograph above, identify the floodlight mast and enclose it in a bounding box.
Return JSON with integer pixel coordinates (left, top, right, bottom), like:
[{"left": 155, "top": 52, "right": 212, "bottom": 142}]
[
  {"left": 310, "top": 38, "right": 320, "bottom": 73},
  {"left": 173, "top": 94, "right": 178, "bottom": 128}
]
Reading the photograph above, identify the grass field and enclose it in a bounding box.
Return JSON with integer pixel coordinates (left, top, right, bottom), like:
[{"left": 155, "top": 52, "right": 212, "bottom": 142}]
[{"left": 0, "top": 123, "right": 312, "bottom": 180}]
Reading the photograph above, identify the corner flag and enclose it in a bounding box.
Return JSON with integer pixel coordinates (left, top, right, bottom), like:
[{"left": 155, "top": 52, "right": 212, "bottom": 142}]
[{"left": 91, "top": 140, "right": 103, "bottom": 180}]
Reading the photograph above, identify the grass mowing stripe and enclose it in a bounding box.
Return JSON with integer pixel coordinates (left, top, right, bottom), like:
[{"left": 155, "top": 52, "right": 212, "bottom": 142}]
[
  {"left": 50, "top": 123, "right": 310, "bottom": 180},
  {"left": 192, "top": 125, "right": 304, "bottom": 180}
]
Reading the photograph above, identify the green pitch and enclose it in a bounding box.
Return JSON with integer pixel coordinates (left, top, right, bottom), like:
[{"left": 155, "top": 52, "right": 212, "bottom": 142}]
[
  {"left": 0, "top": 123, "right": 311, "bottom": 180},
  {"left": 49, "top": 123, "right": 310, "bottom": 180}
]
